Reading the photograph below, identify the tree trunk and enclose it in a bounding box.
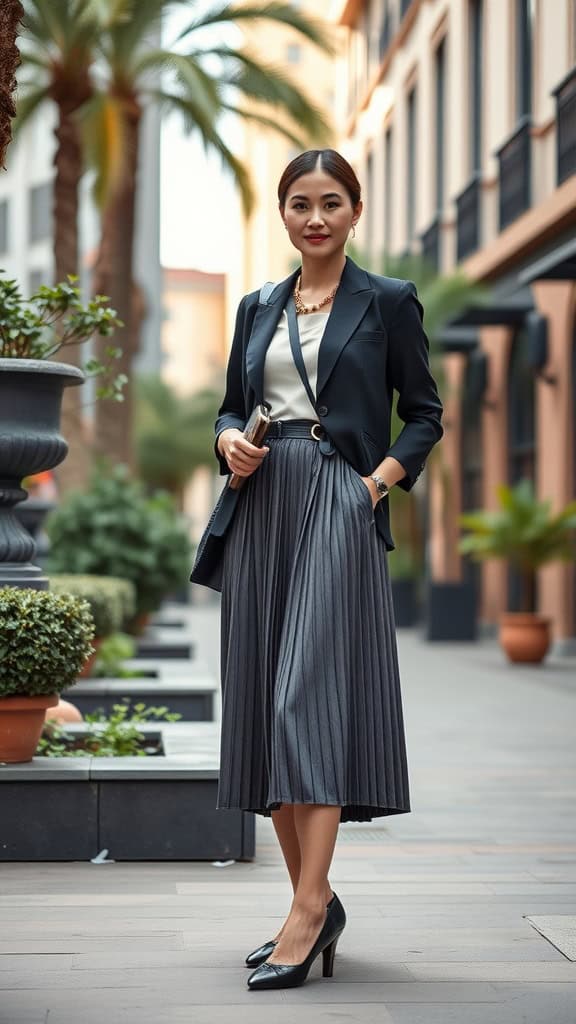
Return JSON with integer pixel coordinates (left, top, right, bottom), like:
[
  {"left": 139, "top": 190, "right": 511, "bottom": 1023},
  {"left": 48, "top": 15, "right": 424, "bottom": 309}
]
[
  {"left": 51, "top": 89, "right": 93, "bottom": 495},
  {"left": 0, "top": 0, "right": 23, "bottom": 168},
  {"left": 92, "top": 98, "right": 141, "bottom": 471}
]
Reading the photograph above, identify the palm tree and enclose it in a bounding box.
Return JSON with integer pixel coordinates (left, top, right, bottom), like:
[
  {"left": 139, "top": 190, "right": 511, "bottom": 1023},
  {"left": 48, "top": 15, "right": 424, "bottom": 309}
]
[
  {"left": 16, "top": 0, "right": 334, "bottom": 470},
  {"left": 89, "top": 0, "right": 333, "bottom": 468},
  {"left": 0, "top": 1, "right": 24, "bottom": 169}
]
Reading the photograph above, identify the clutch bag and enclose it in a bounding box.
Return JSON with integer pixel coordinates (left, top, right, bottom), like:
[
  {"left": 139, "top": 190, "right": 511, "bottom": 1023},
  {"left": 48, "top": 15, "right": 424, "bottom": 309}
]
[{"left": 228, "top": 403, "right": 272, "bottom": 490}]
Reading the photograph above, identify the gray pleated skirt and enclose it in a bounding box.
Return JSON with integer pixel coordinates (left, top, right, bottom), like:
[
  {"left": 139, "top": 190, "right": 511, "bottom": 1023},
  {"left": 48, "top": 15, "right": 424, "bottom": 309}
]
[{"left": 217, "top": 434, "right": 411, "bottom": 823}]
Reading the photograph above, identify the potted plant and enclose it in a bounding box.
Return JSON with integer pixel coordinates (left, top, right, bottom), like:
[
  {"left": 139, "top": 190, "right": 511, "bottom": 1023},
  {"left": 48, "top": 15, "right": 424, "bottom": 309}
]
[
  {"left": 0, "top": 276, "right": 122, "bottom": 588},
  {"left": 45, "top": 464, "right": 192, "bottom": 626},
  {"left": 49, "top": 575, "right": 136, "bottom": 676},
  {"left": 458, "top": 479, "right": 576, "bottom": 663},
  {"left": 0, "top": 586, "right": 95, "bottom": 762}
]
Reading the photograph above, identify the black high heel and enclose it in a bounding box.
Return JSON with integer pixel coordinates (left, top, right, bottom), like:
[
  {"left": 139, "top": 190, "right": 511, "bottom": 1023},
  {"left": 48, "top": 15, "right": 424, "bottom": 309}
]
[
  {"left": 244, "top": 890, "right": 338, "bottom": 968},
  {"left": 246, "top": 892, "right": 346, "bottom": 990}
]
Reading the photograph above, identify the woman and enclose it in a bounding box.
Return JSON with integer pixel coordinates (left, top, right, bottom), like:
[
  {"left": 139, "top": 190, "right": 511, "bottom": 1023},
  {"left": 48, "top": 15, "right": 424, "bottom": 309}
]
[{"left": 190, "top": 149, "right": 443, "bottom": 990}]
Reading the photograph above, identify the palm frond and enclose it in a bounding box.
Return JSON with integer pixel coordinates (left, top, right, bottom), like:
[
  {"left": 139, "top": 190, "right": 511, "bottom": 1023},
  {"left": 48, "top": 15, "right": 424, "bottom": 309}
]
[
  {"left": 220, "top": 102, "right": 306, "bottom": 148},
  {"left": 133, "top": 50, "right": 221, "bottom": 113},
  {"left": 11, "top": 84, "right": 49, "bottom": 138},
  {"left": 150, "top": 88, "right": 254, "bottom": 215},
  {"left": 175, "top": 1, "right": 336, "bottom": 56},
  {"left": 78, "top": 92, "right": 127, "bottom": 207},
  {"left": 212, "top": 47, "right": 332, "bottom": 143}
]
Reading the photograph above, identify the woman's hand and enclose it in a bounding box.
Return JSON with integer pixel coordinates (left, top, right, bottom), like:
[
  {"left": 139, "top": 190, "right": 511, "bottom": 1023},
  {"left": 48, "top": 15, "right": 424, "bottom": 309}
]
[{"left": 217, "top": 428, "right": 270, "bottom": 479}]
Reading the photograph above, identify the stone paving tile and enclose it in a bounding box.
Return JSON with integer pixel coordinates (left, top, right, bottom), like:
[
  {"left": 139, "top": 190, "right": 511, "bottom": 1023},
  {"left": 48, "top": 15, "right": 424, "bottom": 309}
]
[
  {"left": 42, "top": 1008, "right": 395, "bottom": 1024},
  {"left": 1, "top": 624, "right": 575, "bottom": 1024}
]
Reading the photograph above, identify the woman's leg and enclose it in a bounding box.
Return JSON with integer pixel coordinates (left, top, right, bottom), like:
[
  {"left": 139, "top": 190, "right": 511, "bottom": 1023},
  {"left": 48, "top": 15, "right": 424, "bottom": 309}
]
[
  {"left": 266, "top": 803, "right": 340, "bottom": 964},
  {"left": 269, "top": 805, "right": 301, "bottom": 941},
  {"left": 269, "top": 803, "right": 335, "bottom": 942}
]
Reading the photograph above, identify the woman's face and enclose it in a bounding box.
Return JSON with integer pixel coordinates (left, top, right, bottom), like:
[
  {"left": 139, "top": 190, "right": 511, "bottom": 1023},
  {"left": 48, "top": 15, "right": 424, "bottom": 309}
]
[{"left": 280, "top": 167, "right": 361, "bottom": 261}]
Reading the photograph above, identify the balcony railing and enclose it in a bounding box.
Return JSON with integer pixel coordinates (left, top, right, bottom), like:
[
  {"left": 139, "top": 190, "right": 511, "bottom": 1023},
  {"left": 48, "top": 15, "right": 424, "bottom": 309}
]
[
  {"left": 553, "top": 65, "right": 576, "bottom": 185},
  {"left": 496, "top": 116, "right": 531, "bottom": 231},
  {"left": 455, "top": 172, "right": 481, "bottom": 262},
  {"left": 420, "top": 215, "right": 441, "bottom": 273}
]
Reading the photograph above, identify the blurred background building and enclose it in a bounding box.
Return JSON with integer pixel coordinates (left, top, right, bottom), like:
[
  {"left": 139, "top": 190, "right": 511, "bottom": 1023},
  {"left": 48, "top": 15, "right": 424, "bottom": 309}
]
[
  {"left": 3, "top": 0, "right": 575, "bottom": 647},
  {"left": 223, "top": 0, "right": 339, "bottom": 331},
  {"left": 333, "top": 0, "right": 576, "bottom": 649},
  {"left": 0, "top": 103, "right": 163, "bottom": 374}
]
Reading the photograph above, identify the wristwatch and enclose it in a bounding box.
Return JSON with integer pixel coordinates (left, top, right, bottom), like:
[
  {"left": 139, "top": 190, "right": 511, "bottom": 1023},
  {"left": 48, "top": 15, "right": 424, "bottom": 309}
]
[{"left": 370, "top": 474, "right": 390, "bottom": 500}]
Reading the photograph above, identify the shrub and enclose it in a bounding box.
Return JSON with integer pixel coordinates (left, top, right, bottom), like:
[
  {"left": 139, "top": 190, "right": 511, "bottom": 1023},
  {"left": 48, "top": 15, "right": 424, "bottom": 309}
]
[
  {"left": 0, "top": 587, "right": 95, "bottom": 696},
  {"left": 49, "top": 575, "right": 136, "bottom": 637},
  {"left": 459, "top": 479, "right": 576, "bottom": 611},
  {"left": 46, "top": 465, "right": 192, "bottom": 615}
]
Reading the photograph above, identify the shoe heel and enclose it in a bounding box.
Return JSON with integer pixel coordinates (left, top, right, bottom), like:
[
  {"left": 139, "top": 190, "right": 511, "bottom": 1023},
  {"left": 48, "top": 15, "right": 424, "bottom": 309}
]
[{"left": 322, "top": 936, "right": 339, "bottom": 978}]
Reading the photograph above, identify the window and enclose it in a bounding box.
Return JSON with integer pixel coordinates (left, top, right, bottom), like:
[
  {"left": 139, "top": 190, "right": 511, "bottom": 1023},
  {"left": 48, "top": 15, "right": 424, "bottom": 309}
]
[
  {"left": 406, "top": 86, "right": 417, "bottom": 243},
  {"left": 0, "top": 199, "right": 8, "bottom": 254},
  {"left": 435, "top": 37, "right": 446, "bottom": 212},
  {"left": 516, "top": 0, "right": 535, "bottom": 119},
  {"left": 29, "top": 183, "right": 52, "bottom": 244},
  {"left": 469, "top": 0, "right": 483, "bottom": 173},
  {"left": 286, "top": 44, "right": 301, "bottom": 64}
]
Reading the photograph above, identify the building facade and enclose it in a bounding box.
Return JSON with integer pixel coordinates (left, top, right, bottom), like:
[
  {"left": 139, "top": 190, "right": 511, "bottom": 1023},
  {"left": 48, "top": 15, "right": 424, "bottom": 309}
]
[
  {"left": 0, "top": 101, "right": 162, "bottom": 374},
  {"left": 333, "top": 0, "right": 576, "bottom": 648},
  {"left": 230, "top": 0, "right": 338, "bottom": 316}
]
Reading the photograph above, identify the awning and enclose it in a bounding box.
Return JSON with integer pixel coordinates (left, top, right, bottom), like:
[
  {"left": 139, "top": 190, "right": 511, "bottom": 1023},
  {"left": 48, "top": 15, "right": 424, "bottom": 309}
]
[
  {"left": 447, "top": 286, "right": 534, "bottom": 327},
  {"left": 518, "top": 235, "right": 576, "bottom": 284},
  {"left": 435, "top": 327, "right": 479, "bottom": 353}
]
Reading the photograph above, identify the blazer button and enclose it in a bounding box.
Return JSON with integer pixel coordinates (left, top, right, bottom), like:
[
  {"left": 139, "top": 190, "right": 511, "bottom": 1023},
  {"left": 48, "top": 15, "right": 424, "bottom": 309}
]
[{"left": 317, "top": 405, "right": 328, "bottom": 416}]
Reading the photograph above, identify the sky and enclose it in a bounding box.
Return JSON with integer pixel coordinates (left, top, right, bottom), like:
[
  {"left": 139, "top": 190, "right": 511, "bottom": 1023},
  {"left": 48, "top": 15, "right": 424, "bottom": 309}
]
[
  {"left": 159, "top": 5, "right": 242, "bottom": 273},
  {"left": 160, "top": 117, "right": 240, "bottom": 272}
]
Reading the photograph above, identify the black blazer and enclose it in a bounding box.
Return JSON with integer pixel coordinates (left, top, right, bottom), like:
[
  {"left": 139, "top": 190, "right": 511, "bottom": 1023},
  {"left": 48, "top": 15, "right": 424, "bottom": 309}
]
[{"left": 190, "top": 256, "right": 443, "bottom": 590}]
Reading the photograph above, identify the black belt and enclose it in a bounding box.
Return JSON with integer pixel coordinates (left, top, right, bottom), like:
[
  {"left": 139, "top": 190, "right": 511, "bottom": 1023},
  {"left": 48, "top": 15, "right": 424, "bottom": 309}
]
[
  {"left": 266, "top": 418, "right": 335, "bottom": 455},
  {"left": 266, "top": 418, "right": 322, "bottom": 439}
]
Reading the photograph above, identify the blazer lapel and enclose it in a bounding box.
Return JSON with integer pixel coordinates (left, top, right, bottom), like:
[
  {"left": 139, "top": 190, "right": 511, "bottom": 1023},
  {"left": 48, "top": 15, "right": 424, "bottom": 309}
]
[
  {"left": 245, "top": 256, "right": 375, "bottom": 404},
  {"left": 315, "top": 257, "right": 375, "bottom": 397},
  {"left": 245, "top": 269, "right": 299, "bottom": 403}
]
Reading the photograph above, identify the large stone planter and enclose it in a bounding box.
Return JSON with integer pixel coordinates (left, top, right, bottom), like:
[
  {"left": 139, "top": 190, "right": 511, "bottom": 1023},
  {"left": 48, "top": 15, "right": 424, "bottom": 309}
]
[
  {"left": 0, "top": 359, "right": 84, "bottom": 589},
  {"left": 0, "top": 722, "right": 254, "bottom": 861},
  {"left": 423, "top": 579, "right": 478, "bottom": 641},
  {"left": 391, "top": 577, "right": 419, "bottom": 627}
]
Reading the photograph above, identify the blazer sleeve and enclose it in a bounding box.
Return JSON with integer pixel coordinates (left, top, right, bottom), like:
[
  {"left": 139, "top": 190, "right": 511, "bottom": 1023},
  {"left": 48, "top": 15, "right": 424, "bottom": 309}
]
[
  {"left": 384, "top": 280, "right": 444, "bottom": 492},
  {"left": 213, "top": 295, "right": 250, "bottom": 475}
]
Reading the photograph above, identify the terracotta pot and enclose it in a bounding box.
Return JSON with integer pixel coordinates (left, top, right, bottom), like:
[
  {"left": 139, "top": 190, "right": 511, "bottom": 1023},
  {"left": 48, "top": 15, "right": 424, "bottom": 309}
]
[
  {"left": 44, "top": 699, "right": 84, "bottom": 725},
  {"left": 79, "top": 637, "right": 103, "bottom": 679},
  {"left": 499, "top": 613, "right": 551, "bottom": 664},
  {"left": 0, "top": 694, "right": 59, "bottom": 764}
]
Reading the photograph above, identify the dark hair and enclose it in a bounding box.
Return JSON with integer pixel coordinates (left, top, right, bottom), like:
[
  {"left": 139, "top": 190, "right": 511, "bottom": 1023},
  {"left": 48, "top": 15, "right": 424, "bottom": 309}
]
[{"left": 278, "top": 149, "right": 361, "bottom": 209}]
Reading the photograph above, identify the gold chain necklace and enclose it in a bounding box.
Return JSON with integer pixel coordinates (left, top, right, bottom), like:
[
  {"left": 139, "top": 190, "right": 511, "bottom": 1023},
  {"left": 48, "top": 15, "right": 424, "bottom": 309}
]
[{"left": 293, "top": 274, "right": 338, "bottom": 315}]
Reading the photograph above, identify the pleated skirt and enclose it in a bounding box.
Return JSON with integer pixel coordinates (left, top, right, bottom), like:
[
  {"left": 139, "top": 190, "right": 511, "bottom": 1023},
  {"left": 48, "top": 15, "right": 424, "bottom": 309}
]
[{"left": 217, "top": 434, "right": 411, "bottom": 823}]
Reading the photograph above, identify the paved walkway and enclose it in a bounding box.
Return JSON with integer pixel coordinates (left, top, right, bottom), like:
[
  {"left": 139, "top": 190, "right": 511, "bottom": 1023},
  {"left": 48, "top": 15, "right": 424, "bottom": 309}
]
[{"left": 1, "top": 606, "right": 575, "bottom": 1024}]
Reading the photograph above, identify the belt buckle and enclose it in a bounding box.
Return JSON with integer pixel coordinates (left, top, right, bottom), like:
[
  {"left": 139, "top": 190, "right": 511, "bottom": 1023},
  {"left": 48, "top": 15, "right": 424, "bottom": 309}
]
[{"left": 310, "top": 422, "right": 322, "bottom": 441}]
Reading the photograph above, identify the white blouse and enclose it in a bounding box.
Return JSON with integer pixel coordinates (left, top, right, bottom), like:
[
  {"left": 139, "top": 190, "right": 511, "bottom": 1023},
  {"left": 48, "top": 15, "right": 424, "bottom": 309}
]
[{"left": 262, "top": 309, "right": 329, "bottom": 421}]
